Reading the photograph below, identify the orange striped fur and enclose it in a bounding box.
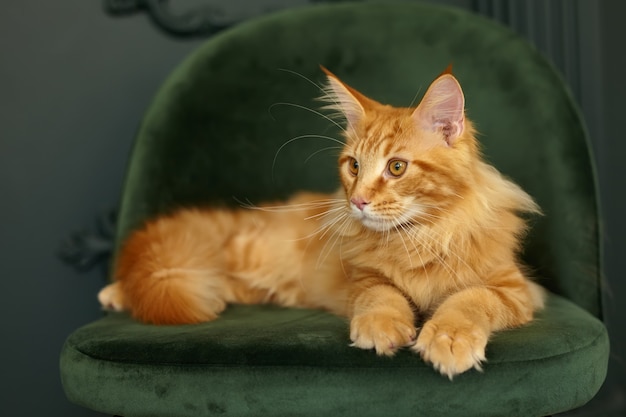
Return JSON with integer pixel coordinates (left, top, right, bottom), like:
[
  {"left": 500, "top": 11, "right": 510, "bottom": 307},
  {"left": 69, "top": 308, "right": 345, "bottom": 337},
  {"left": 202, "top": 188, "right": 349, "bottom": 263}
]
[{"left": 98, "top": 68, "right": 544, "bottom": 378}]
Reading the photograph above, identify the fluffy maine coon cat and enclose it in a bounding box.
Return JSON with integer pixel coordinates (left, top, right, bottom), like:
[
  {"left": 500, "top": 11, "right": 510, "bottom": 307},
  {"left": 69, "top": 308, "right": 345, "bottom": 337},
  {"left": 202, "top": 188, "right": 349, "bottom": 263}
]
[{"left": 99, "top": 66, "right": 545, "bottom": 378}]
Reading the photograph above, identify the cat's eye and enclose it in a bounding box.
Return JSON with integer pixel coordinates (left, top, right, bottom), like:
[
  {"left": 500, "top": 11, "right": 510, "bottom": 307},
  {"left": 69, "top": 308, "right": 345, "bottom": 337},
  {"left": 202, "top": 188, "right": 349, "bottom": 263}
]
[
  {"left": 348, "top": 158, "right": 359, "bottom": 176},
  {"left": 387, "top": 159, "right": 408, "bottom": 177}
]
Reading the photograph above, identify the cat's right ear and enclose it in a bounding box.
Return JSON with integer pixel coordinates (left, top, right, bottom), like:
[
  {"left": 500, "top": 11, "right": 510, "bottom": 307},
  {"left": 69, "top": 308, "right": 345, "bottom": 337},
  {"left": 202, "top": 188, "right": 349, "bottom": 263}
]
[
  {"left": 320, "top": 66, "right": 369, "bottom": 127},
  {"left": 412, "top": 73, "right": 465, "bottom": 146}
]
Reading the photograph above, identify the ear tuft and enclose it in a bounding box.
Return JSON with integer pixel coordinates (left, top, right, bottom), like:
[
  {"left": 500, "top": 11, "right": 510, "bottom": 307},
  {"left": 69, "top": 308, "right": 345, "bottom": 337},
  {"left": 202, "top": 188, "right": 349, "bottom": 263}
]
[
  {"left": 438, "top": 63, "right": 454, "bottom": 77},
  {"left": 319, "top": 66, "right": 366, "bottom": 127},
  {"left": 412, "top": 74, "right": 465, "bottom": 146}
]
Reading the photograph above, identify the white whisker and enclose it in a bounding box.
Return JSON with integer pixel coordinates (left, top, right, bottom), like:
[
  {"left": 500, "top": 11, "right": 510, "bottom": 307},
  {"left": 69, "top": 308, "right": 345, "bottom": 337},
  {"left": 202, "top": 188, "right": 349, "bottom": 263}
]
[
  {"left": 304, "top": 205, "right": 346, "bottom": 220},
  {"left": 271, "top": 133, "right": 345, "bottom": 180},
  {"left": 237, "top": 198, "right": 343, "bottom": 212},
  {"left": 408, "top": 85, "right": 424, "bottom": 108},
  {"left": 277, "top": 68, "right": 326, "bottom": 93},
  {"left": 304, "top": 146, "right": 343, "bottom": 164},
  {"left": 316, "top": 214, "right": 351, "bottom": 269},
  {"left": 269, "top": 102, "right": 347, "bottom": 133},
  {"left": 394, "top": 221, "right": 414, "bottom": 269}
]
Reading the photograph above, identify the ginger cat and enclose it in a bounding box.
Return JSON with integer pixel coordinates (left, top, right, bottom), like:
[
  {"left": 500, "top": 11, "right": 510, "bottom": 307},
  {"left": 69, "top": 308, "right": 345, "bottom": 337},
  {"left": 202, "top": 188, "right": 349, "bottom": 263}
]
[{"left": 99, "top": 67, "right": 545, "bottom": 378}]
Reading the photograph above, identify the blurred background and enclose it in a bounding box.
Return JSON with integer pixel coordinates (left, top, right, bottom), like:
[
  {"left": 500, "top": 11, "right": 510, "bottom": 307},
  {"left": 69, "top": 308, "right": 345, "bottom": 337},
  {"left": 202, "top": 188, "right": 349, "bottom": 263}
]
[{"left": 0, "top": 0, "right": 623, "bottom": 415}]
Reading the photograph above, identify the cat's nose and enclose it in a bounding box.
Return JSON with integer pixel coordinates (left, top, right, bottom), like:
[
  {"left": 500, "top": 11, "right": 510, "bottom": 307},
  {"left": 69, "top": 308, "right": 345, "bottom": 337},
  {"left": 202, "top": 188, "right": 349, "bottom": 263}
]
[{"left": 351, "top": 197, "right": 370, "bottom": 211}]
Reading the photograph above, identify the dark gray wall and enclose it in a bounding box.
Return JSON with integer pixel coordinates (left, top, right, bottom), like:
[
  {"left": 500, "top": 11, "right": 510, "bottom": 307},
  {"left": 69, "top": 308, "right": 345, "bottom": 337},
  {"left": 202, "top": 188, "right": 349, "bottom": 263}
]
[
  {"left": 0, "top": 1, "right": 623, "bottom": 416},
  {"left": 0, "top": 2, "right": 202, "bottom": 415},
  {"left": 594, "top": 1, "right": 626, "bottom": 414}
]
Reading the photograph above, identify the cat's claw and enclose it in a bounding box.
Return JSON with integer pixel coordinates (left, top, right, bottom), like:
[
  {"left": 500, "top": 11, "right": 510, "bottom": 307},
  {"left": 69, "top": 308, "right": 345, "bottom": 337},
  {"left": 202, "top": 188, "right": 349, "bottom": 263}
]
[
  {"left": 350, "top": 312, "right": 417, "bottom": 356},
  {"left": 413, "top": 318, "right": 487, "bottom": 379}
]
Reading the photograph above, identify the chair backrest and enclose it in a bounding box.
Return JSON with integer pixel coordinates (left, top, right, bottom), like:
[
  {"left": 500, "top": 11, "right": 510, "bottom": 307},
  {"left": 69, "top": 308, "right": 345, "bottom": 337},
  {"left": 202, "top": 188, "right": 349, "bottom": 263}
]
[{"left": 114, "top": 2, "right": 602, "bottom": 317}]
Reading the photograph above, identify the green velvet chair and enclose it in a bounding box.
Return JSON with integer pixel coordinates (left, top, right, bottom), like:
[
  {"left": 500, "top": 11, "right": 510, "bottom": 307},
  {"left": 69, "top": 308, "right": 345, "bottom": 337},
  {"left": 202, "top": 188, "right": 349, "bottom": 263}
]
[{"left": 60, "top": 2, "right": 609, "bottom": 416}]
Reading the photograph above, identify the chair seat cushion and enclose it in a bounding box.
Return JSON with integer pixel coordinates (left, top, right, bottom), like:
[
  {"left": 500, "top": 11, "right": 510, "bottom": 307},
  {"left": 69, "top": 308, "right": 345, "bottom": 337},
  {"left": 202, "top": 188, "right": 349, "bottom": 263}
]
[{"left": 61, "top": 293, "right": 608, "bottom": 417}]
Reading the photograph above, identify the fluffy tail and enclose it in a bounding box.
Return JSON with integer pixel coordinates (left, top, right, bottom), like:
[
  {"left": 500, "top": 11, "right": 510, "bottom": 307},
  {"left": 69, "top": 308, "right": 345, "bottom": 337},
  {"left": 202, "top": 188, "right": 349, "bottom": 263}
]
[{"left": 101, "top": 210, "right": 231, "bottom": 325}]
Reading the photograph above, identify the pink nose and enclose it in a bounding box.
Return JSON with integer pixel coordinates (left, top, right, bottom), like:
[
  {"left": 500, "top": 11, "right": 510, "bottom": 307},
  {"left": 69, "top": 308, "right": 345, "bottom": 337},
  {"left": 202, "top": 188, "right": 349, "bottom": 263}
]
[{"left": 351, "top": 197, "right": 370, "bottom": 211}]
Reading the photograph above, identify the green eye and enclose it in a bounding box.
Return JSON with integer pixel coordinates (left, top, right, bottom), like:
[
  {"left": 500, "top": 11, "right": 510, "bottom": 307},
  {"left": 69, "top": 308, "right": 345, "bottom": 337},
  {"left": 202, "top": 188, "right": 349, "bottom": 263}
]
[
  {"left": 388, "top": 159, "right": 407, "bottom": 177},
  {"left": 348, "top": 158, "right": 359, "bottom": 176}
]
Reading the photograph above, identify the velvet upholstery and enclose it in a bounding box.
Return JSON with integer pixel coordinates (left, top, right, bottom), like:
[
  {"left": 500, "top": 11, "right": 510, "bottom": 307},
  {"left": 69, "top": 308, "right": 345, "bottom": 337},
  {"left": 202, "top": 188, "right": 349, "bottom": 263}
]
[
  {"left": 61, "top": 2, "right": 609, "bottom": 416},
  {"left": 62, "top": 295, "right": 606, "bottom": 417}
]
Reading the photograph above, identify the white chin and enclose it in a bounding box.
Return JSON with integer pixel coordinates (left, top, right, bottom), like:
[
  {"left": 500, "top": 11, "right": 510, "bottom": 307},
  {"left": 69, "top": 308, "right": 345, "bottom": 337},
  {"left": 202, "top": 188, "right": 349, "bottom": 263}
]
[{"left": 360, "top": 217, "right": 393, "bottom": 232}]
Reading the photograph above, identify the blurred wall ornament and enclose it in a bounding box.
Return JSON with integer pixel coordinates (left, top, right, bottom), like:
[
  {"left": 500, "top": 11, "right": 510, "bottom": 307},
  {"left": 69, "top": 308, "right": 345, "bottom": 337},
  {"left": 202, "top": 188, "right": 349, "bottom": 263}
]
[
  {"left": 104, "top": 0, "right": 361, "bottom": 37},
  {"left": 58, "top": 209, "right": 117, "bottom": 278}
]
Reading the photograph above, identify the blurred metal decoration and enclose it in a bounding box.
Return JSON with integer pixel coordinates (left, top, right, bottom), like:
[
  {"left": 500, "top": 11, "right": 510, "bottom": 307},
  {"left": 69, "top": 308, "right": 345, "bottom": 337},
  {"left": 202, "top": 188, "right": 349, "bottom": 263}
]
[
  {"left": 104, "top": 0, "right": 359, "bottom": 38},
  {"left": 58, "top": 209, "right": 117, "bottom": 277}
]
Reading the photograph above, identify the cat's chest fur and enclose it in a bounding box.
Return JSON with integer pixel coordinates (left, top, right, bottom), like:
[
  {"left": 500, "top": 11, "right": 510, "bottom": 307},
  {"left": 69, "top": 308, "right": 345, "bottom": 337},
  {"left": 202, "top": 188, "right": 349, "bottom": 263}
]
[{"left": 342, "top": 228, "right": 457, "bottom": 312}]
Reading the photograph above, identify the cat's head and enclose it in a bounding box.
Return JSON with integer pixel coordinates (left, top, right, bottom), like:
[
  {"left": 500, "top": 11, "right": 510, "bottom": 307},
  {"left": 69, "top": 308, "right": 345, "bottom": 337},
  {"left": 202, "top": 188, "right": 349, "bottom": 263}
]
[{"left": 321, "top": 66, "right": 479, "bottom": 232}]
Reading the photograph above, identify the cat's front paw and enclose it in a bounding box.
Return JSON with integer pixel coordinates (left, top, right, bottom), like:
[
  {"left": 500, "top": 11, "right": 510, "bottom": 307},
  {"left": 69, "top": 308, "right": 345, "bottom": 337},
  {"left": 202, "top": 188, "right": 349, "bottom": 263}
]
[
  {"left": 350, "top": 311, "right": 417, "bottom": 356},
  {"left": 413, "top": 317, "right": 488, "bottom": 379}
]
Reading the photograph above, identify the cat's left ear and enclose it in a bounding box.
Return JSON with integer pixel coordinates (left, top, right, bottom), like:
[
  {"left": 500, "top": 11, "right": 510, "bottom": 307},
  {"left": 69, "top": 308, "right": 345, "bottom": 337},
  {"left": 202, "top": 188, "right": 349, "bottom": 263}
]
[
  {"left": 320, "top": 66, "right": 372, "bottom": 127},
  {"left": 412, "top": 73, "right": 465, "bottom": 146}
]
